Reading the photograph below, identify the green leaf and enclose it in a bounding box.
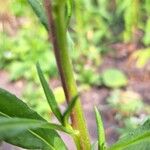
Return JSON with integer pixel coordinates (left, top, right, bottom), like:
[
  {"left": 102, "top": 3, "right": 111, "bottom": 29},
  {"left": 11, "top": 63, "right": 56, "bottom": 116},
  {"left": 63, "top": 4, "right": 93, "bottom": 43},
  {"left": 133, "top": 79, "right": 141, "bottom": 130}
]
[
  {"left": 0, "top": 88, "right": 44, "bottom": 120},
  {"left": 109, "top": 119, "right": 150, "bottom": 150},
  {"left": 7, "top": 129, "right": 67, "bottom": 150},
  {"left": 124, "top": 140, "right": 150, "bottom": 150},
  {"left": 63, "top": 95, "right": 79, "bottom": 125},
  {"left": 102, "top": 68, "right": 128, "bottom": 88},
  {"left": 0, "top": 117, "right": 75, "bottom": 139},
  {"left": 0, "top": 117, "right": 45, "bottom": 140},
  {"left": 94, "top": 107, "right": 106, "bottom": 150},
  {"left": 36, "top": 63, "right": 63, "bottom": 123},
  {"left": 0, "top": 88, "right": 67, "bottom": 150},
  {"left": 27, "top": 0, "right": 48, "bottom": 30}
]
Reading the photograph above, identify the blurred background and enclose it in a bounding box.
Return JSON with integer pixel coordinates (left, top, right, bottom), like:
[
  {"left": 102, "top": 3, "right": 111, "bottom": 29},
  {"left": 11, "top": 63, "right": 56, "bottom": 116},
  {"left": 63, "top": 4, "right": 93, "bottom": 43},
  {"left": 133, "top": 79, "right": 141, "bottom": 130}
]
[{"left": 0, "top": 0, "right": 150, "bottom": 149}]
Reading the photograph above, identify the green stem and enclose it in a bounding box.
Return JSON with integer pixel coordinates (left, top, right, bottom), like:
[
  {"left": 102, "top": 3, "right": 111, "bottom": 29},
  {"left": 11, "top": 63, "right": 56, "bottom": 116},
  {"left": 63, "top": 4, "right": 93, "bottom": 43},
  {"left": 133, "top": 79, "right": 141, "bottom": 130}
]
[{"left": 43, "top": 1, "right": 91, "bottom": 149}]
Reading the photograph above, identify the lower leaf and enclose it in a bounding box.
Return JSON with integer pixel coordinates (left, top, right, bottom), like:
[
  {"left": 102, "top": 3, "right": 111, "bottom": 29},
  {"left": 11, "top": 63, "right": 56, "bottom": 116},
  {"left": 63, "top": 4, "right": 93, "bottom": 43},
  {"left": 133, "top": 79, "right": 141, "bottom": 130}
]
[
  {"left": 0, "top": 117, "right": 44, "bottom": 139},
  {"left": 0, "top": 88, "right": 67, "bottom": 150},
  {"left": 109, "top": 119, "right": 150, "bottom": 150}
]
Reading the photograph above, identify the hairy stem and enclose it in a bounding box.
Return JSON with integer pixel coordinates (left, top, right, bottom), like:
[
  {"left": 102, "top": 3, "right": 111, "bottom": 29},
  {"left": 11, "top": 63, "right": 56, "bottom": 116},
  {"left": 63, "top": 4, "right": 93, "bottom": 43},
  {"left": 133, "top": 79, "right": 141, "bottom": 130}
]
[{"left": 43, "top": 0, "right": 91, "bottom": 149}]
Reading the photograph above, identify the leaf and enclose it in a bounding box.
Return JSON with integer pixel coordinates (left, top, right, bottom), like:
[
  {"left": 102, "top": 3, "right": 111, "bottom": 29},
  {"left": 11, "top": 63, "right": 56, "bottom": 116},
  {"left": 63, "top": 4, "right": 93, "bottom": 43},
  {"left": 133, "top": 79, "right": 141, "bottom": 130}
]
[
  {"left": 0, "top": 117, "right": 45, "bottom": 140},
  {"left": 102, "top": 68, "right": 128, "bottom": 88},
  {"left": 36, "top": 63, "right": 63, "bottom": 123},
  {"left": 94, "top": 107, "right": 106, "bottom": 150},
  {"left": 0, "top": 117, "right": 75, "bottom": 140},
  {"left": 27, "top": 0, "right": 48, "bottom": 30},
  {"left": 7, "top": 129, "right": 67, "bottom": 150},
  {"left": 0, "top": 88, "right": 67, "bottom": 150},
  {"left": 0, "top": 88, "right": 44, "bottom": 120},
  {"left": 124, "top": 140, "right": 150, "bottom": 150},
  {"left": 109, "top": 119, "right": 150, "bottom": 150},
  {"left": 63, "top": 95, "right": 79, "bottom": 125}
]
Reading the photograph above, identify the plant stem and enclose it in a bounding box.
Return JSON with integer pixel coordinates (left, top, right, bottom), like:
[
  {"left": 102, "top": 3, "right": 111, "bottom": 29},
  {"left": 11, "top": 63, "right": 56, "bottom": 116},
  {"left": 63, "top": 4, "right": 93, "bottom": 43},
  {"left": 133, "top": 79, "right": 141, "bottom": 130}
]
[{"left": 43, "top": 0, "right": 91, "bottom": 149}]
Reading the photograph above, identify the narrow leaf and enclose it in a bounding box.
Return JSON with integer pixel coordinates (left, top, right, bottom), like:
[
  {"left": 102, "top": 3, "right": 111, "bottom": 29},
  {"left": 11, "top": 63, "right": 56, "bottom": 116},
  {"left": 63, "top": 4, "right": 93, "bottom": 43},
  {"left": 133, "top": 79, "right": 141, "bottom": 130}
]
[
  {"left": 27, "top": 0, "right": 48, "bottom": 30},
  {"left": 42, "top": 124, "right": 75, "bottom": 135},
  {"left": 109, "top": 119, "right": 150, "bottom": 150},
  {"left": 0, "top": 117, "right": 45, "bottom": 140},
  {"left": 63, "top": 95, "right": 78, "bottom": 125},
  {"left": 94, "top": 107, "right": 106, "bottom": 150},
  {"left": 0, "top": 88, "right": 44, "bottom": 120},
  {"left": 7, "top": 129, "right": 67, "bottom": 150},
  {"left": 0, "top": 88, "right": 67, "bottom": 150},
  {"left": 36, "top": 63, "right": 63, "bottom": 123},
  {"left": 0, "top": 117, "right": 75, "bottom": 140}
]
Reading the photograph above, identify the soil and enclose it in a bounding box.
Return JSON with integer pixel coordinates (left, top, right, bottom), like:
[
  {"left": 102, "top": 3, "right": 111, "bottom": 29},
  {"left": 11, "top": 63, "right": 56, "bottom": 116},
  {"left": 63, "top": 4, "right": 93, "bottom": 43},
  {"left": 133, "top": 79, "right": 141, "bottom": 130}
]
[{"left": 0, "top": 43, "right": 150, "bottom": 149}]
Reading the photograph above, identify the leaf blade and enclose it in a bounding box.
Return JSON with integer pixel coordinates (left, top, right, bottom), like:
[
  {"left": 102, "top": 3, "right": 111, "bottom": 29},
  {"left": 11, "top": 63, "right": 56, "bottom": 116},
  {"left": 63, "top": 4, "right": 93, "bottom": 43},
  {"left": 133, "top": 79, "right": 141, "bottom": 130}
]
[
  {"left": 0, "top": 88, "right": 67, "bottom": 150},
  {"left": 94, "top": 107, "right": 106, "bottom": 150},
  {"left": 36, "top": 63, "right": 63, "bottom": 123},
  {"left": 102, "top": 69, "right": 127, "bottom": 88},
  {"left": 109, "top": 119, "right": 150, "bottom": 150},
  {"left": 28, "top": 0, "right": 48, "bottom": 30},
  {"left": 0, "top": 117, "right": 74, "bottom": 140},
  {"left": 63, "top": 95, "right": 78, "bottom": 125},
  {"left": 0, "top": 88, "right": 44, "bottom": 120},
  {"left": 0, "top": 117, "right": 45, "bottom": 140}
]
